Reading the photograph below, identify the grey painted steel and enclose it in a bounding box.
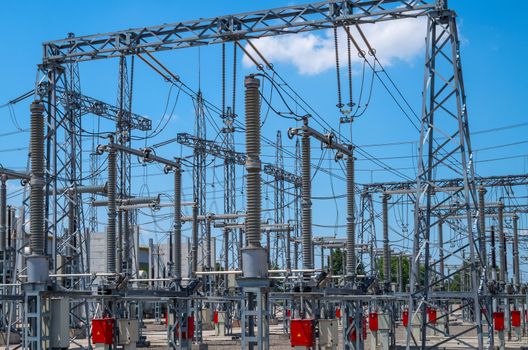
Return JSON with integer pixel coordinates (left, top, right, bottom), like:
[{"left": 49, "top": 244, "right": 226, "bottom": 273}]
[
  {"left": 513, "top": 215, "right": 520, "bottom": 289},
  {"left": 363, "top": 173, "right": 528, "bottom": 194},
  {"left": 498, "top": 201, "right": 506, "bottom": 285},
  {"left": 478, "top": 187, "right": 487, "bottom": 269},
  {"left": 438, "top": 221, "right": 445, "bottom": 285},
  {"left": 301, "top": 130, "right": 312, "bottom": 269},
  {"left": 43, "top": 0, "right": 438, "bottom": 63},
  {"left": 406, "top": 12, "right": 484, "bottom": 350},
  {"left": 56, "top": 87, "right": 151, "bottom": 131},
  {"left": 346, "top": 153, "right": 356, "bottom": 279},
  {"left": 205, "top": 218, "right": 212, "bottom": 269},
  {"left": 123, "top": 209, "right": 131, "bottom": 274},
  {"left": 0, "top": 168, "right": 30, "bottom": 181},
  {"left": 106, "top": 140, "right": 117, "bottom": 274},
  {"left": 177, "top": 133, "right": 300, "bottom": 186}
]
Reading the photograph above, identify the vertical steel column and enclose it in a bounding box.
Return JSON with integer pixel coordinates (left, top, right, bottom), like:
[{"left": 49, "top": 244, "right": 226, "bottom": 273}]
[
  {"left": 124, "top": 210, "right": 130, "bottom": 274},
  {"left": 346, "top": 151, "right": 356, "bottom": 282},
  {"left": 513, "top": 215, "right": 520, "bottom": 290},
  {"left": 398, "top": 253, "right": 404, "bottom": 292},
  {"left": 286, "top": 226, "right": 291, "bottom": 271},
  {"left": 117, "top": 209, "right": 123, "bottom": 274},
  {"left": 382, "top": 194, "right": 391, "bottom": 290},
  {"left": 498, "top": 201, "right": 506, "bottom": 286},
  {"left": 438, "top": 221, "right": 445, "bottom": 288},
  {"left": 478, "top": 187, "right": 487, "bottom": 269},
  {"left": 301, "top": 121, "right": 312, "bottom": 270},
  {"left": 223, "top": 227, "right": 229, "bottom": 272},
  {"left": 174, "top": 161, "right": 182, "bottom": 283},
  {"left": 239, "top": 228, "right": 243, "bottom": 270},
  {"left": 107, "top": 139, "right": 117, "bottom": 274}
]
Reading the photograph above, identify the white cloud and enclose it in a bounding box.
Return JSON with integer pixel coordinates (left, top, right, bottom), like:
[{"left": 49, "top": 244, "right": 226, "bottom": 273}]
[{"left": 242, "top": 18, "right": 427, "bottom": 75}]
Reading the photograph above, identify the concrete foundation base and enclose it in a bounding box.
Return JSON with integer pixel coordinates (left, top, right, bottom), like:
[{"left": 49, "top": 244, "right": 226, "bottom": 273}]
[
  {"left": 191, "top": 343, "right": 209, "bottom": 350},
  {"left": 0, "top": 331, "right": 21, "bottom": 345}
]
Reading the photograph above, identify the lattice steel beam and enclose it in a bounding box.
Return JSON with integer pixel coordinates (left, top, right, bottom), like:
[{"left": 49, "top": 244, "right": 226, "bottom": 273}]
[
  {"left": 362, "top": 173, "right": 528, "bottom": 194},
  {"left": 56, "top": 87, "right": 152, "bottom": 131},
  {"left": 42, "top": 0, "right": 441, "bottom": 63}
]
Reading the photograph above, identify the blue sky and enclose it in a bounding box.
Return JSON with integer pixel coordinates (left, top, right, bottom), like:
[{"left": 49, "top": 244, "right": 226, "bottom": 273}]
[{"left": 0, "top": 1, "right": 527, "bottom": 276}]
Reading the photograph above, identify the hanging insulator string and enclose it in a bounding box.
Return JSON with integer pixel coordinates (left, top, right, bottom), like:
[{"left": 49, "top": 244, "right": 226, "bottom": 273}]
[{"left": 334, "top": 26, "right": 343, "bottom": 109}]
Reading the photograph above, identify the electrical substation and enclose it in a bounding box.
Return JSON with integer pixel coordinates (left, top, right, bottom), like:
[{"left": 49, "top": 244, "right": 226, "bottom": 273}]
[{"left": 0, "top": 1, "right": 527, "bottom": 349}]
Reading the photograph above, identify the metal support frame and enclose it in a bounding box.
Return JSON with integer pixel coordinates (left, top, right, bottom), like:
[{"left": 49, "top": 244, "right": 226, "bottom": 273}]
[{"left": 406, "top": 10, "right": 484, "bottom": 349}]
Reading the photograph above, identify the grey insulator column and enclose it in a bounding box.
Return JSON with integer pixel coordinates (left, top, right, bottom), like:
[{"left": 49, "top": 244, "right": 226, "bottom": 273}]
[
  {"left": 242, "top": 75, "right": 268, "bottom": 279},
  {"left": 490, "top": 225, "right": 497, "bottom": 283},
  {"left": 345, "top": 151, "right": 356, "bottom": 279},
  {"left": 478, "top": 187, "right": 487, "bottom": 268},
  {"left": 191, "top": 203, "right": 198, "bottom": 274},
  {"left": 173, "top": 162, "right": 182, "bottom": 282},
  {"left": 107, "top": 140, "right": 117, "bottom": 274},
  {"left": 0, "top": 175, "right": 6, "bottom": 255},
  {"left": 244, "top": 75, "right": 262, "bottom": 248},
  {"left": 497, "top": 201, "right": 506, "bottom": 285},
  {"left": 301, "top": 127, "right": 312, "bottom": 270},
  {"left": 0, "top": 175, "right": 6, "bottom": 286},
  {"left": 29, "top": 102, "right": 46, "bottom": 256},
  {"left": 382, "top": 193, "right": 391, "bottom": 290},
  {"left": 513, "top": 215, "right": 520, "bottom": 289},
  {"left": 27, "top": 101, "right": 48, "bottom": 282}
]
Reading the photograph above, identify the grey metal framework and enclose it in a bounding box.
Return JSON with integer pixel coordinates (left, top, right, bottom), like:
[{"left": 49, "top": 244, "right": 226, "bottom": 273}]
[
  {"left": 19, "top": 1, "right": 493, "bottom": 349},
  {"left": 177, "top": 132, "right": 301, "bottom": 186},
  {"left": 362, "top": 174, "right": 528, "bottom": 194},
  {"left": 407, "top": 9, "right": 482, "bottom": 349},
  {"left": 42, "top": 1, "right": 439, "bottom": 63}
]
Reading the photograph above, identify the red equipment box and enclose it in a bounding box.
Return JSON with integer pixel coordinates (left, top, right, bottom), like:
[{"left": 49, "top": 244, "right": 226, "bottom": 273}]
[
  {"left": 347, "top": 317, "right": 367, "bottom": 341},
  {"left": 512, "top": 310, "right": 521, "bottom": 328},
  {"left": 493, "top": 312, "right": 505, "bottom": 331},
  {"left": 402, "top": 310, "right": 409, "bottom": 327},
  {"left": 92, "top": 318, "right": 114, "bottom": 345},
  {"left": 290, "top": 319, "right": 315, "bottom": 348},
  {"left": 428, "top": 309, "right": 437, "bottom": 325},
  {"left": 175, "top": 316, "right": 195, "bottom": 340},
  {"left": 369, "top": 312, "right": 379, "bottom": 331}
]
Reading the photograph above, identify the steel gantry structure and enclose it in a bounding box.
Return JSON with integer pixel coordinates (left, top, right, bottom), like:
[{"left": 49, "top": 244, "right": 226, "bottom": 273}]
[{"left": 3, "top": 1, "right": 506, "bottom": 349}]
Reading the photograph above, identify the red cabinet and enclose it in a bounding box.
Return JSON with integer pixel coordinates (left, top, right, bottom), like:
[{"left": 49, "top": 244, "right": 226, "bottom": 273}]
[
  {"left": 290, "top": 319, "right": 315, "bottom": 348},
  {"left": 512, "top": 310, "right": 521, "bottom": 328},
  {"left": 493, "top": 312, "right": 505, "bottom": 331},
  {"left": 428, "top": 309, "right": 437, "bottom": 325},
  {"left": 402, "top": 310, "right": 409, "bottom": 327},
  {"left": 92, "top": 318, "right": 114, "bottom": 345},
  {"left": 369, "top": 312, "right": 379, "bottom": 331}
]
